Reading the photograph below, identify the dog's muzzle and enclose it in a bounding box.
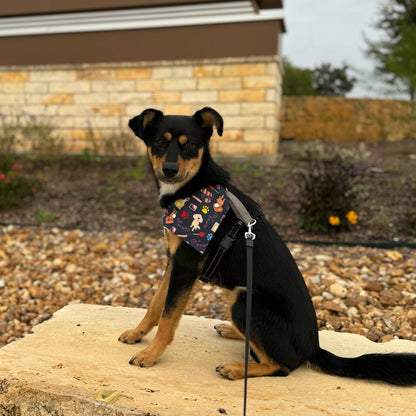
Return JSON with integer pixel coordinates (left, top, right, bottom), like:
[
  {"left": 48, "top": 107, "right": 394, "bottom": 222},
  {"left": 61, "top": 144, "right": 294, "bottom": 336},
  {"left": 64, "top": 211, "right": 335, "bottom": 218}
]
[{"left": 162, "top": 162, "right": 179, "bottom": 179}]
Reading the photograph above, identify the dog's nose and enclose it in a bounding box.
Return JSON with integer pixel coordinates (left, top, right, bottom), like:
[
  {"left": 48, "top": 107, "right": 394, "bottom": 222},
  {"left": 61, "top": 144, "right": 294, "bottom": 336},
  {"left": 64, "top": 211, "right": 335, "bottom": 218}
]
[{"left": 162, "top": 162, "right": 179, "bottom": 178}]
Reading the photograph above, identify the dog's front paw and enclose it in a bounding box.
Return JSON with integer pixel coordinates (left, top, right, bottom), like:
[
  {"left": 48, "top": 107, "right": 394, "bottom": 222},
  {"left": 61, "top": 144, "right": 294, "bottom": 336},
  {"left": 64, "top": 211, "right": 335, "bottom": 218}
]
[
  {"left": 129, "top": 349, "right": 157, "bottom": 367},
  {"left": 118, "top": 328, "right": 144, "bottom": 344}
]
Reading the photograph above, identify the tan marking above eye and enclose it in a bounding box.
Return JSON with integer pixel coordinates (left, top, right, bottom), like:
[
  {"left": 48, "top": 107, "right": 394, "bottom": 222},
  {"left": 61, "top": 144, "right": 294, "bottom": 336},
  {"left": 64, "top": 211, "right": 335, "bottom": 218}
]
[
  {"left": 163, "top": 132, "right": 172, "bottom": 141},
  {"left": 179, "top": 135, "right": 188, "bottom": 145}
]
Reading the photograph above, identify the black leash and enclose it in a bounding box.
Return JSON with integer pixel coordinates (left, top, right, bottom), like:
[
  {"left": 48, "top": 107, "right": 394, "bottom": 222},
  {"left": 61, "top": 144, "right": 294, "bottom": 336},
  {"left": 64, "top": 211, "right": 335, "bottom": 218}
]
[
  {"left": 225, "top": 191, "right": 257, "bottom": 416},
  {"left": 243, "top": 219, "right": 256, "bottom": 416},
  {"left": 199, "top": 189, "right": 257, "bottom": 416}
]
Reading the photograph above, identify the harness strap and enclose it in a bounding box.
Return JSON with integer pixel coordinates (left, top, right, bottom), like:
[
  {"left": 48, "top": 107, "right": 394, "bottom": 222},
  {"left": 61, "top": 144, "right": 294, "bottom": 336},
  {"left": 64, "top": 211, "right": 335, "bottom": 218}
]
[
  {"left": 226, "top": 190, "right": 254, "bottom": 224},
  {"left": 200, "top": 219, "right": 243, "bottom": 283}
]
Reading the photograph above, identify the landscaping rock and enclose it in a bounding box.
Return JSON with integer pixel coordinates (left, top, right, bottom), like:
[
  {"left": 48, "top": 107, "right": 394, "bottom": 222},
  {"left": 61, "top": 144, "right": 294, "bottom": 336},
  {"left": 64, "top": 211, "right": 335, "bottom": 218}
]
[{"left": 0, "top": 226, "right": 415, "bottom": 346}]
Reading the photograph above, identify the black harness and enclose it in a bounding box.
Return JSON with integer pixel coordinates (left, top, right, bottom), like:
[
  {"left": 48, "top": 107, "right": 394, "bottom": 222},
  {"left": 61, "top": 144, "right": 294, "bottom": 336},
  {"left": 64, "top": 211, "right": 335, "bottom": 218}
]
[
  {"left": 200, "top": 218, "right": 244, "bottom": 283},
  {"left": 200, "top": 189, "right": 262, "bottom": 284}
]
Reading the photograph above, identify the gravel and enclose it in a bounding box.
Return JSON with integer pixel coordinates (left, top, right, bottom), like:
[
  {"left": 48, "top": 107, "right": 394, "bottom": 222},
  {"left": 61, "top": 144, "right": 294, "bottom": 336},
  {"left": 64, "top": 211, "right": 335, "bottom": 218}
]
[{"left": 0, "top": 225, "right": 415, "bottom": 345}]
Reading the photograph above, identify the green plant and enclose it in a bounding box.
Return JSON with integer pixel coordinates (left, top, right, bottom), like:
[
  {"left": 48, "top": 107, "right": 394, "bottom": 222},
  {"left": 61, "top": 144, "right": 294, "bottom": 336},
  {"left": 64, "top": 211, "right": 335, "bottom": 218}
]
[
  {"left": 0, "top": 160, "right": 40, "bottom": 209},
  {"left": 102, "top": 130, "right": 141, "bottom": 154},
  {"left": 0, "top": 113, "right": 20, "bottom": 154},
  {"left": 228, "top": 161, "right": 251, "bottom": 173},
  {"left": 35, "top": 209, "right": 56, "bottom": 223},
  {"left": 0, "top": 110, "right": 61, "bottom": 158},
  {"left": 312, "top": 63, "right": 356, "bottom": 97},
  {"left": 269, "top": 168, "right": 288, "bottom": 190},
  {"left": 22, "top": 118, "right": 63, "bottom": 156},
  {"left": 110, "top": 200, "right": 126, "bottom": 210},
  {"left": 106, "top": 160, "right": 146, "bottom": 193},
  {"left": 79, "top": 124, "right": 101, "bottom": 162},
  {"left": 297, "top": 157, "right": 361, "bottom": 233},
  {"left": 79, "top": 148, "right": 102, "bottom": 162},
  {"left": 364, "top": 0, "right": 416, "bottom": 100},
  {"left": 282, "top": 57, "right": 316, "bottom": 96},
  {"left": 292, "top": 140, "right": 370, "bottom": 164},
  {"left": 123, "top": 166, "right": 144, "bottom": 181}
]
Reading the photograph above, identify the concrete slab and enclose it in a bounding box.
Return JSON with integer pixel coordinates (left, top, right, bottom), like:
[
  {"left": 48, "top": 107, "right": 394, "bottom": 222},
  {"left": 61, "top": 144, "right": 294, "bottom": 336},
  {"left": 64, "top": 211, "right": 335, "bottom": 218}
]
[{"left": 0, "top": 304, "right": 415, "bottom": 416}]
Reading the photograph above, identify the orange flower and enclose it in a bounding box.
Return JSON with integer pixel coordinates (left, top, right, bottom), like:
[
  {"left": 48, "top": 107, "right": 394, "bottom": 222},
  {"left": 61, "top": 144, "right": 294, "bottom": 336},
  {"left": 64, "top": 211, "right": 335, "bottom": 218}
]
[
  {"left": 346, "top": 210, "right": 358, "bottom": 225},
  {"left": 328, "top": 216, "right": 340, "bottom": 226}
]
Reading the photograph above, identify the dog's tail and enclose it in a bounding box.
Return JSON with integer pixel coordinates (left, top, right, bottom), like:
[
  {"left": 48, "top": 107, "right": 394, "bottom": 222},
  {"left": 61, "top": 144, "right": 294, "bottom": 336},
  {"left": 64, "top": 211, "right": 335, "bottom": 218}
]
[{"left": 310, "top": 348, "right": 416, "bottom": 386}]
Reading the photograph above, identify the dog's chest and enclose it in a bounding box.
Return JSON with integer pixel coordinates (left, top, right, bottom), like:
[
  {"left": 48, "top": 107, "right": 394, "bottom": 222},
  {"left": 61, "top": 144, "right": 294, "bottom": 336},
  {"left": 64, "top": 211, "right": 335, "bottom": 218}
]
[{"left": 163, "top": 185, "right": 230, "bottom": 254}]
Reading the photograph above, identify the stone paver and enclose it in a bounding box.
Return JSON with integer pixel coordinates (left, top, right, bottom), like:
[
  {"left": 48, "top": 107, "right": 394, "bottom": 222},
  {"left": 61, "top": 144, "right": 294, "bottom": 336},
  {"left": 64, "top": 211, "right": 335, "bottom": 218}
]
[{"left": 1, "top": 304, "right": 416, "bottom": 415}]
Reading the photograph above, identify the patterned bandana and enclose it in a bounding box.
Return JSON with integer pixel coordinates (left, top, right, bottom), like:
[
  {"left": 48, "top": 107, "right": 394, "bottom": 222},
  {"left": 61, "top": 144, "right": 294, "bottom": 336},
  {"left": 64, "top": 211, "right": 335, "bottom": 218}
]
[{"left": 163, "top": 185, "right": 230, "bottom": 254}]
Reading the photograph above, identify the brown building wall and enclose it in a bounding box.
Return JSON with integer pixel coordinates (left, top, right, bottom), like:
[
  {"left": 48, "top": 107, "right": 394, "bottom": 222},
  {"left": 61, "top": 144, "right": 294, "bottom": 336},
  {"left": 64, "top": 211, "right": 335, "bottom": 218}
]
[{"left": 0, "top": 21, "right": 282, "bottom": 66}]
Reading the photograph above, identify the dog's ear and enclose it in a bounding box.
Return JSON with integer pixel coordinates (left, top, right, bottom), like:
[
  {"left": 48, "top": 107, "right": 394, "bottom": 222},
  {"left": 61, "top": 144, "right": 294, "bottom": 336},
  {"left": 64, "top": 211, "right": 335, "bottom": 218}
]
[
  {"left": 128, "top": 108, "right": 163, "bottom": 144},
  {"left": 193, "top": 107, "right": 223, "bottom": 137}
]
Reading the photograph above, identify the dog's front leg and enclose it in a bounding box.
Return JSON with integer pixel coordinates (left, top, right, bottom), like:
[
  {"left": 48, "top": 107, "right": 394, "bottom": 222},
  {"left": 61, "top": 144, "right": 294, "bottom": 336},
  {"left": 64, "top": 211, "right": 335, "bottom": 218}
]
[
  {"left": 129, "top": 242, "right": 202, "bottom": 367},
  {"left": 118, "top": 261, "right": 172, "bottom": 344},
  {"left": 119, "top": 231, "right": 180, "bottom": 344}
]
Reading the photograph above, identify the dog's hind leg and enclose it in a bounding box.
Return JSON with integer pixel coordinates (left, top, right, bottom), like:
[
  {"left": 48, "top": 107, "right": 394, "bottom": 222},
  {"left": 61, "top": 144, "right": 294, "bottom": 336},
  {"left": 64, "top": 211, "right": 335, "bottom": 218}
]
[
  {"left": 215, "top": 289, "right": 245, "bottom": 340},
  {"left": 216, "top": 288, "right": 296, "bottom": 380},
  {"left": 216, "top": 328, "right": 290, "bottom": 380}
]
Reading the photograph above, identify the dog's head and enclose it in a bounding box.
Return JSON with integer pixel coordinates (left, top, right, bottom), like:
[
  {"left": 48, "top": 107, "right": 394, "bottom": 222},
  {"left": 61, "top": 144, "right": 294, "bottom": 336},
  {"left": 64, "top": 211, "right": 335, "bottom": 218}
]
[{"left": 129, "top": 107, "right": 222, "bottom": 192}]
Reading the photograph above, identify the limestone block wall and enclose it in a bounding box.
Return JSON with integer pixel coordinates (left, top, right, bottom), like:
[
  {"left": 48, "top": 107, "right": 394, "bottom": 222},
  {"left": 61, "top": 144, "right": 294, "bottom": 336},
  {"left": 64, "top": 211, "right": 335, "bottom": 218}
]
[
  {"left": 281, "top": 96, "right": 416, "bottom": 142},
  {"left": 0, "top": 56, "right": 281, "bottom": 157}
]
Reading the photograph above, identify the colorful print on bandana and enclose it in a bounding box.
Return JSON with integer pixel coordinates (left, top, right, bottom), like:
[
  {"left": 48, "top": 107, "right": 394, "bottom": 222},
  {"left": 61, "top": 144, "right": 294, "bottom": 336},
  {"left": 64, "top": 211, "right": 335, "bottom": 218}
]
[{"left": 163, "top": 185, "right": 230, "bottom": 253}]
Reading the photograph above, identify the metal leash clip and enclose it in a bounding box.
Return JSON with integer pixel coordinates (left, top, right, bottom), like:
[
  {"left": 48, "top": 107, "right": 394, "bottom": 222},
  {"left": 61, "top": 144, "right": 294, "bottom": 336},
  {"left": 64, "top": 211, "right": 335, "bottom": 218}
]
[{"left": 245, "top": 219, "right": 256, "bottom": 240}]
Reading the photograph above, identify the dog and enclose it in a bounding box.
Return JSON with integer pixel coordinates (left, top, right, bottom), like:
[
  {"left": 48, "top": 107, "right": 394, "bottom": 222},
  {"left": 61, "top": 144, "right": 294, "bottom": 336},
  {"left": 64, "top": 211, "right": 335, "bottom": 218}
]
[{"left": 119, "top": 107, "right": 416, "bottom": 385}]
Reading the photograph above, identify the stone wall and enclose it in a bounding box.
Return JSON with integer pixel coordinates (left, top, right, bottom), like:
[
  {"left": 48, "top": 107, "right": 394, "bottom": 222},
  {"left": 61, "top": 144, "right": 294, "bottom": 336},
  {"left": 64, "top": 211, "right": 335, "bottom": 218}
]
[
  {"left": 0, "top": 56, "right": 281, "bottom": 157},
  {"left": 280, "top": 96, "right": 416, "bottom": 142}
]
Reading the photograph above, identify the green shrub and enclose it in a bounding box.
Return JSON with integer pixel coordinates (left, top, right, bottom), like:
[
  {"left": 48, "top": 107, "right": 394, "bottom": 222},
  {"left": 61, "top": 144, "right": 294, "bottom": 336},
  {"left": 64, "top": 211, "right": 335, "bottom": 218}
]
[
  {"left": 0, "top": 159, "right": 41, "bottom": 209},
  {"left": 0, "top": 114, "right": 20, "bottom": 154},
  {"left": 292, "top": 140, "right": 369, "bottom": 164},
  {"left": 297, "top": 156, "right": 361, "bottom": 233},
  {"left": 35, "top": 208, "right": 56, "bottom": 223},
  {"left": 21, "top": 118, "right": 63, "bottom": 156},
  {"left": 0, "top": 111, "right": 61, "bottom": 156}
]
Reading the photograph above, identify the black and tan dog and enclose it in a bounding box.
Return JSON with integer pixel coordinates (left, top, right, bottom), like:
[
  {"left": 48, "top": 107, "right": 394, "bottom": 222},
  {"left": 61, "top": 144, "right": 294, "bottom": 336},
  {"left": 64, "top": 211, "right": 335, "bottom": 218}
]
[{"left": 119, "top": 107, "right": 416, "bottom": 385}]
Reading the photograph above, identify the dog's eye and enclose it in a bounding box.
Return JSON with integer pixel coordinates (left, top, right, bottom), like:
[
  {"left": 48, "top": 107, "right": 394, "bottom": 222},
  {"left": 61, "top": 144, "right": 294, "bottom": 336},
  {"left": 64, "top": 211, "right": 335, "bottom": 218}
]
[
  {"left": 183, "top": 142, "right": 196, "bottom": 150},
  {"left": 181, "top": 141, "right": 199, "bottom": 158},
  {"left": 154, "top": 138, "right": 168, "bottom": 149}
]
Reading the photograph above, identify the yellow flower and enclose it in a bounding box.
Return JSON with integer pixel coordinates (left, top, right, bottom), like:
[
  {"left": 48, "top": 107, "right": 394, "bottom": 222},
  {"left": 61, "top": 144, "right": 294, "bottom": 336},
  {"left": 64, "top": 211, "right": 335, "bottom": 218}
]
[
  {"left": 346, "top": 210, "right": 358, "bottom": 225},
  {"left": 328, "top": 216, "right": 340, "bottom": 226}
]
